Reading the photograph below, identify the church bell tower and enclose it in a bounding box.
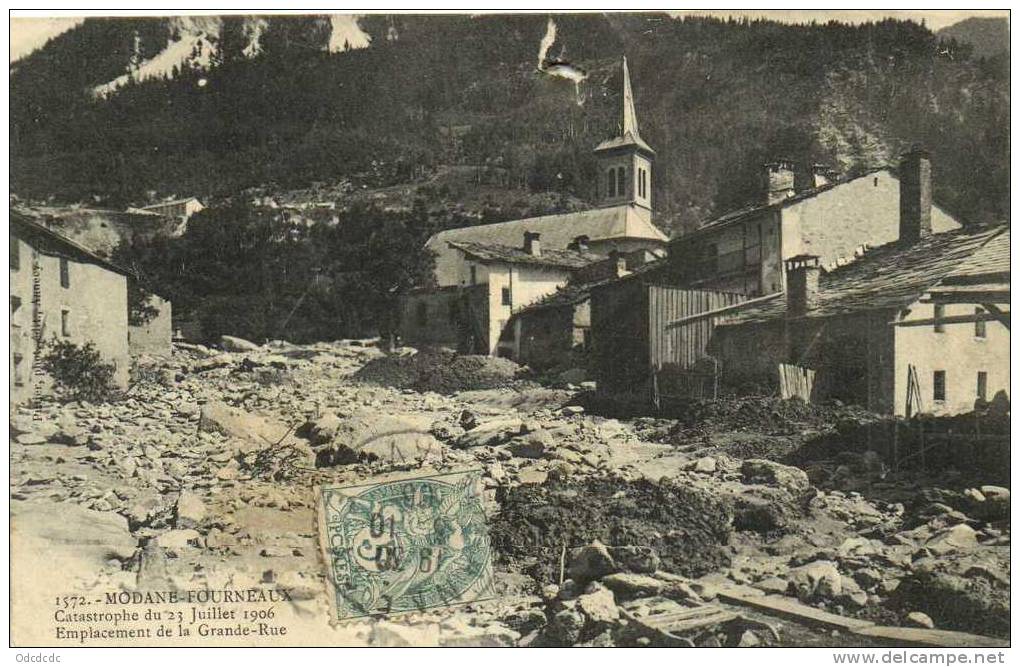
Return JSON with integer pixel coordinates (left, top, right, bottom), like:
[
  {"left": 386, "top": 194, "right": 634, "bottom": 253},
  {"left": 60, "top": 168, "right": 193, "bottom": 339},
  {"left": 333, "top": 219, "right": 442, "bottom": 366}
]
[{"left": 594, "top": 57, "right": 655, "bottom": 212}]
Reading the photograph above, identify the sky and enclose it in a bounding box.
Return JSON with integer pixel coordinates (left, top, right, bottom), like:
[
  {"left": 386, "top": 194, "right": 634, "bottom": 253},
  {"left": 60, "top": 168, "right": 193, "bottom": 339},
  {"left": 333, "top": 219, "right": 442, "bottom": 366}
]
[{"left": 10, "top": 10, "right": 1010, "bottom": 64}]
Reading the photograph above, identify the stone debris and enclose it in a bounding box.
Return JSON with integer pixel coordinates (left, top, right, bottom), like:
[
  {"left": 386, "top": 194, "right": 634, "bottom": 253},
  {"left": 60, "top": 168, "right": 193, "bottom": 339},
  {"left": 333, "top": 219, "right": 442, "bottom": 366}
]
[{"left": 8, "top": 339, "right": 1011, "bottom": 647}]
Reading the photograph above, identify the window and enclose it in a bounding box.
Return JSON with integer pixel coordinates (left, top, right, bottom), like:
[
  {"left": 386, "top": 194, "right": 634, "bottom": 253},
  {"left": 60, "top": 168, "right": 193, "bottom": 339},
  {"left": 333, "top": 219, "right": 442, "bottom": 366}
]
[
  {"left": 10, "top": 236, "right": 19, "bottom": 270},
  {"left": 61, "top": 308, "right": 71, "bottom": 337},
  {"left": 607, "top": 169, "right": 617, "bottom": 198},
  {"left": 933, "top": 370, "right": 946, "bottom": 402},
  {"left": 873, "top": 177, "right": 879, "bottom": 187},
  {"left": 933, "top": 304, "right": 945, "bottom": 333},
  {"left": 59, "top": 257, "right": 70, "bottom": 288},
  {"left": 977, "top": 371, "right": 988, "bottom": 401},
  {"left": 469, "top": 265, "right": 477, "bottom": 285},
  {"left": 582, "top": 329, "right": 593, "bottom": 351},
  {"left": 975, "top": 307, "right": 987, "bottom": 338},
  {"left": 501, "top": 287, "right": 512, "bottom": 307},
  {"left": 617, "top": 167, "right": 626, "bottom": 197},
  {"left": 416, "top": 302, "right": 427, "bottom": 327}
]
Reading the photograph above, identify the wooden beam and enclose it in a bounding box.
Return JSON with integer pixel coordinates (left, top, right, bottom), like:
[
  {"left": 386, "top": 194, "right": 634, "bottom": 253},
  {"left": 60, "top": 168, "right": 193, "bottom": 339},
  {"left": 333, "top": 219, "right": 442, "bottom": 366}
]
[
  {"left": 896, "top": 312, "right": 1007, "bottom": 328},
  {"left": 982, "top": 303, "right": 1011, "bottom": 330},
  {"left": 922, "top": 290, "right": 1010, "bottom": 304},
  {"left": 665, "top": 291, "right": 781, "bottom": 329}
]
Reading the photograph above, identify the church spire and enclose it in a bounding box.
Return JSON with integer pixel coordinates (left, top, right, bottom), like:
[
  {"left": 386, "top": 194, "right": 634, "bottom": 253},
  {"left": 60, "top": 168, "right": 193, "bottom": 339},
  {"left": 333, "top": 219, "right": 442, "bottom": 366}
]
[
  {"left": 593, "top": 56, "right": 654, "bottom": 212},
  {"left": 622, "top": 56, "right": 640, "bottom": 140}
]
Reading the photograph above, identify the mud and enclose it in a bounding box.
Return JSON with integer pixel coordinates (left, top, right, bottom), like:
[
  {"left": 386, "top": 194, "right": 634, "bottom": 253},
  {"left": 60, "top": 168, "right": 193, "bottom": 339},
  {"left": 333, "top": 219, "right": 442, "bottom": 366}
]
[{"left": 490, "top": 476, "right": 732, "bottom": 583}]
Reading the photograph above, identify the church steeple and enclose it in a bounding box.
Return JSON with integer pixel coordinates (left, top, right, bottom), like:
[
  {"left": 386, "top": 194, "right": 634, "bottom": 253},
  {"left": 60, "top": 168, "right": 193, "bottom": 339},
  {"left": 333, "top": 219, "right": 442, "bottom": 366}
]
[{"left": 594, "top": 57, "right": 654, "bottom": 211}]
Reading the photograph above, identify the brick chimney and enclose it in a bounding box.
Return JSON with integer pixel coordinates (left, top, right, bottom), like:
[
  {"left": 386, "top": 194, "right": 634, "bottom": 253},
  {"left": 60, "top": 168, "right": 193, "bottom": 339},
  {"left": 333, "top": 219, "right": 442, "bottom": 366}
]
[
  {"left": 763, "top": 160, "right": 797, "bottom": 204},
  {"left": 785, "top": 255, "right": 821, "bottom": 317},
  {"left": 523, "top": 231, "right": 541, "bottom": 256},
  {"left": 899, "top": 148, "right": 932, "bottom": 243}
]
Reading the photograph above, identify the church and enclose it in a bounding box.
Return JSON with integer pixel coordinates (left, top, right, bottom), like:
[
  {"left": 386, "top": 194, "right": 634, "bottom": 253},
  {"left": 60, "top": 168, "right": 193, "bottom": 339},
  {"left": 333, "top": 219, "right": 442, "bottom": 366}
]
[{"left": 400, "top": 58, "right": 669, "bottom": 355}]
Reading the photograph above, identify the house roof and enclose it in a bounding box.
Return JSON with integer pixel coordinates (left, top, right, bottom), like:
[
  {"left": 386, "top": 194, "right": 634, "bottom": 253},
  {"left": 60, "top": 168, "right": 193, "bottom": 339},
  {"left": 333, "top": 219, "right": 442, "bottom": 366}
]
[
  {"left": 939, "top": 228, "right": 1010, "bottom": 283},
  {"left": 681, "top": 169, "right": 887, "bottom": 240},
  {"left": 10, "top": 210, "right": 133, "bottom": 277},
  {"left": 448, "top": 240, "right": 605, "bottom": 270},
  {"left": 720, "top": 225, "right": 1008, "bottom": 327},
  {"left": 427, "top": 204, "right": 668, "bottom": 255}
]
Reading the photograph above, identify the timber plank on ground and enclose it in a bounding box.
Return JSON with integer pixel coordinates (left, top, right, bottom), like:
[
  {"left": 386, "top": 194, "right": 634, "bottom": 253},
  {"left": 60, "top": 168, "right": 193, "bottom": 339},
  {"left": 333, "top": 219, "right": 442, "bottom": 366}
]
[
  {"left": 719, "top": 592, "right": 1009, "bottom": 648},
  {"left": 854, "top": 626, "right": 1009, "bottom": 648}
]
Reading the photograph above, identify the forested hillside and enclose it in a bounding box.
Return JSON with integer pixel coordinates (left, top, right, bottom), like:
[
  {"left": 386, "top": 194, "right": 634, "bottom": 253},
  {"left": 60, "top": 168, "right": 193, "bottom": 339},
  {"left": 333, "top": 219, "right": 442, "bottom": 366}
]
[{"left": 11, "top": 13, "right": 1009, "bottom": 234}]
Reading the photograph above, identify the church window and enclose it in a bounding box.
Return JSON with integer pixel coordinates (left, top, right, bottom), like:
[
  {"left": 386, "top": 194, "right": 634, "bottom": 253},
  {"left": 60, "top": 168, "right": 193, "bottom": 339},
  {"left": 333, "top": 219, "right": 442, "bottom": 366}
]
[
  {"left": 617, "top": 167, "right": 626, "bottom": 197},
  {"left": 607, "top": 169, "right": 616, "bottom": 198}
]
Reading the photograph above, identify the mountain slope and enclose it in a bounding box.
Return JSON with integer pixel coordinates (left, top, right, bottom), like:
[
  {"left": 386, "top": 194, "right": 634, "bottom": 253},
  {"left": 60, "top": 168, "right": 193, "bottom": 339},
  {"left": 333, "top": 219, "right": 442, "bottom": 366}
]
[
  {"left": 10, "top": 14, "right": 1009, "bottom": 233},
  {"left": 937, "top": 17, "right": 1009, "bottom": 60}
]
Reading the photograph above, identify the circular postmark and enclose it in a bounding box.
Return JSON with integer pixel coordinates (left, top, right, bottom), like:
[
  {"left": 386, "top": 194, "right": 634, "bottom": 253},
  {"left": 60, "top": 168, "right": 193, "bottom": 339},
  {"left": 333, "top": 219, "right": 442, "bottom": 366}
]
[{"left": 322, "top": 471, "right": 493, "bottom": 620}]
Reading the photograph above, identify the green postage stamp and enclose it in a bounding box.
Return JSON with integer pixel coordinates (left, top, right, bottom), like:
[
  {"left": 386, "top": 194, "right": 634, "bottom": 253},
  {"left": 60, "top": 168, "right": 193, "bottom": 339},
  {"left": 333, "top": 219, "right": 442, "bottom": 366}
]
[{"left": 317, "top": 470, "right": 495, "bottom": 621}]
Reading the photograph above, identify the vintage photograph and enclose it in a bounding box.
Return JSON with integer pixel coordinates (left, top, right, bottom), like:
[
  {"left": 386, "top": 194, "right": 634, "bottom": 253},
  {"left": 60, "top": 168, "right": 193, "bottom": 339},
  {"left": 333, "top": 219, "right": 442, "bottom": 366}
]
[{"left": 7, "top": 8, "right": 1011, "bottom": 653}]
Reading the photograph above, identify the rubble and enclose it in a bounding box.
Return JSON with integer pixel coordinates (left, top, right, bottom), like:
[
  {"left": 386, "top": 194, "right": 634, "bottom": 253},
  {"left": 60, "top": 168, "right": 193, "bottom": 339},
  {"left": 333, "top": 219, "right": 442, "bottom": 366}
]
[{"left": 9, "top": 339, "right": 1011, "bottom": 646}]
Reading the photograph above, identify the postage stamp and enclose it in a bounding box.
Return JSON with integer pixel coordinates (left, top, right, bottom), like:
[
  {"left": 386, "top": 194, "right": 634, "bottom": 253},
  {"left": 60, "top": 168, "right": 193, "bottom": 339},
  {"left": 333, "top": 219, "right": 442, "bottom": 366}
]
[{"left": 317, "top": 470, "right": 495, "bottom": 621}]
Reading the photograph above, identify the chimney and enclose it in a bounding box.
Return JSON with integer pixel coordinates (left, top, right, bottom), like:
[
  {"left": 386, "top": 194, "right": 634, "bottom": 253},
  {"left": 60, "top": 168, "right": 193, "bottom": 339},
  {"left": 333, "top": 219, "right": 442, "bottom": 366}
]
[
  {"left": 785, "top": 255, "right": 821, "bottom": 317},
  {"left": 523, "top": 231, "right": 541, "bottom": 256},
  {"left": 570, "top": 235, "right": 590, "bottom": 252},
  {"left": 899, "top": 148, "right": 932, "bottom": 243},
  {"left": 608, "top": 249, "right": 628, "bottom": 278},
  {"left": 763, "top": 160, "right": 797, "bottom": 204},
  {"left": 810, "top": 164, "right": 837, "bottom": 188}
]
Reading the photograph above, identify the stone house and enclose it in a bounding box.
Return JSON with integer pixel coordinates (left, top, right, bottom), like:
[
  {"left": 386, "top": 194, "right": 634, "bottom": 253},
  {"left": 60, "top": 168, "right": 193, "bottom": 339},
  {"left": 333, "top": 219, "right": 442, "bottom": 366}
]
[
  {"left": 668, "top": 150, "right": 963, "bottom": 296},
  {"left": 10, "top": 211, "right": 132, "bottom": 403},
  {"left": 401, "top": 232, "right": 612, "bottom": 355},
  {"left": 712, "top": 224, "right": 1009, "bottom": 416}
]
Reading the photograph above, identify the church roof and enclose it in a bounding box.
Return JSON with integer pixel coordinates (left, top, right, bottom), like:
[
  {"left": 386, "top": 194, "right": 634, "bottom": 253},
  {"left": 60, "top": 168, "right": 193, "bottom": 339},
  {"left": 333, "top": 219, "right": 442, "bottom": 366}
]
[
  {"left": 447, "top": 241, "right": 604, "bottom": 270},
  {"left": 426, "top": 204, "right": 668, "bottom": 254},
  {"left": 595, "top": 57, "right": 655, "bottom": 155}
]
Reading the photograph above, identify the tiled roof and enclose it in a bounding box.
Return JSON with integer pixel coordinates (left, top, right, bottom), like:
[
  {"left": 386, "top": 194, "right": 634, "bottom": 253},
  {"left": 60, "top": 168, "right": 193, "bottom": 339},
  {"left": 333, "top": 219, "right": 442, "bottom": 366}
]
[
  {"left": 720, "top": 225, "right": 1008, "bottom": 326},
  {"left": 595, "top": 130, "right": 655, "bottom": 155},
  {"left": 427, "top": 204, "right": 668, "bottom": 252},
  {"left": 448, "top": 240, "right": 604, "bottom": 269},
  {"left": 688, "top": 169, "right": 887, "bottom": 237},
  {"left": 939, "top": 229, "right": 1010, "bottom": 283},
  {"left": 10, "top": 210, "right": 133, "bottom": 277}
]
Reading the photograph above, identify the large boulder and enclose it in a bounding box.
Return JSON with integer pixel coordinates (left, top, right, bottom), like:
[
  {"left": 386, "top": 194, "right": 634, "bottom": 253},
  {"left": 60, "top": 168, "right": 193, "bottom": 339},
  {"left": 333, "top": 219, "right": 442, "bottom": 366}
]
[
  {"left": 741, "top": 459, "right": 811, "bottom": 493},
  {"left": 568, "top": 541, "right": 618, "bottom": 583},
  {"left": 302, "top": 411, "right": 440, "bottom": 466},
  {"left": 11, "top": 501, "right": 137, "bottom": 585},
  {"left": 788, "top": 560, "right": 842, "bottom": 601},
  {"left": 456, "top": 418, "right": 524, "bottom": 449},
  {"left": 174, "top": 490, "right": 207, "bottom": 530},
  {"left": 199, "top": 400, "right": 313, "bottom": 462},
  {"left": 219, "top": 335, "right": 260, "bottom": 352},
  {"left": 925, "top": 524, "right": 979, "bottom": 555}
]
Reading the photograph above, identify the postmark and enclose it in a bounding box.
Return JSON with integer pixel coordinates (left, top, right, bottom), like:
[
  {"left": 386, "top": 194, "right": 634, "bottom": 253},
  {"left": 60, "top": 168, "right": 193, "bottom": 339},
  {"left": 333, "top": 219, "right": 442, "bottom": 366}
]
[{"left": 317, "top": 470, "right": 494, "bottom": 621}]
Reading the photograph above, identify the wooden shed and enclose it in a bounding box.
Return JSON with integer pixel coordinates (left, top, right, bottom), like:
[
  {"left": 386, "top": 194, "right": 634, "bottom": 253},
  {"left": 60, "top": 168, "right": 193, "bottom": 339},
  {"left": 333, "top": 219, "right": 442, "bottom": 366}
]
[{"left": 591, "top": 279, "right": 745, "bottom": 404}]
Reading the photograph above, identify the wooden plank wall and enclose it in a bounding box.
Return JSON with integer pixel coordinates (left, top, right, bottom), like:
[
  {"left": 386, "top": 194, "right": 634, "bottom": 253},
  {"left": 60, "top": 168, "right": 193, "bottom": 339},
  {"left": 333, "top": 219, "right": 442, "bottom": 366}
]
[{"left": 648, "top": 285, "right": 745, "bottom": 370}]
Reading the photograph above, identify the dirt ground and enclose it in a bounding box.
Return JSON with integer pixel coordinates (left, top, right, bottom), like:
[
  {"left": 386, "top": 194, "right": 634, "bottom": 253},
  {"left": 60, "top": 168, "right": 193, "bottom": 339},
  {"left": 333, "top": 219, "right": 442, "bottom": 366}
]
[{"left": 9, "top": 340, "right": 1011, "bottom": 647}]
